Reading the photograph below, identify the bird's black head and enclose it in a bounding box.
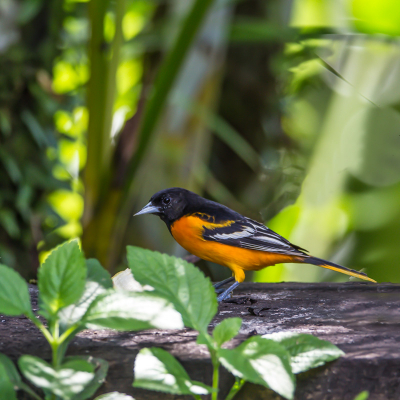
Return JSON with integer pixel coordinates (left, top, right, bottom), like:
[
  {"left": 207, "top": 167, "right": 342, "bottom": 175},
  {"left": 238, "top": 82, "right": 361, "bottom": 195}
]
[{"left": 134, "top": 188, "right": 201, "bottom": 227}]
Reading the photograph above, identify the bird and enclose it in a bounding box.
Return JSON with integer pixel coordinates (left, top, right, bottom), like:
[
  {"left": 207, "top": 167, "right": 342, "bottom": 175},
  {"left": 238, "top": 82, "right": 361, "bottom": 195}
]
[{"left": 134, "top": 187, "right": 376, "bottom": 301}]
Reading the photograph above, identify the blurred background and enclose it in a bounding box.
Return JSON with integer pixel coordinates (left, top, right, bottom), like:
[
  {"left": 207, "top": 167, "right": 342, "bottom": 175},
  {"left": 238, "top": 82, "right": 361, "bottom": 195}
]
[{"left": 1, "top": 0, "right": 399, "bottom": 284}]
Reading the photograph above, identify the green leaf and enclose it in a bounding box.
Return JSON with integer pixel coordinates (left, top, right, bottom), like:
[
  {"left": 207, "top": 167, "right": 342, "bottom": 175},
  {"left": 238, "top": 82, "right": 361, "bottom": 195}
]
[
  {"left": 0, "top": 264, "right": 32, "bottom": 316},
  {"left": 127, "top": 246, "right": 217, "bottom": 332},
  {"left": 59, "top": 260, "right": 112, "bottom": 329},
  {"left": 0, "top": 362, "right": 17, "bottom": 400},
  {"left": 59, "top": 280, "right": 107, "bottom": 329},
  {"left": 19, "top": 356, "right": 95, "bottom": 400},
  {"left": 354, "top": 391, "right": 369, "bottom": 400},
  {"left": 196, "top": 332, "right": 215, "bottom": 348},
  {"left": 38, "top": 240, "right": 87, "bottom": 315},
  {"left": 262, "top": 332, "right": 344, "bottom": 374},
  {"left": 0, "top": 353, "right": 22, "bottom": 385},
  {"left": 213, "top": 318, "right": 242, "bottom": 347},
  {"left": 68, "top": 356, "right": 108, "bottom": 400},
  {"left": 86, "top": 259, "right": 113, "bottom": 289},
  {"left": 0, "top": 209, "right": 20, "bottom": 238},
  {"left": 133, "top": 347, "right": 212, "bottom": 395},
  {"left": 95, "top": 393, "right": 134, "bottom": 400},
  {"left": 0, "top": 353, "right": 44, "bottom": 400},
  {"left": 218, "top": 337, "right": 295, "bottom": 400},
  {"left": 83, "top": 289, "right": 183, "bottom": 331}
]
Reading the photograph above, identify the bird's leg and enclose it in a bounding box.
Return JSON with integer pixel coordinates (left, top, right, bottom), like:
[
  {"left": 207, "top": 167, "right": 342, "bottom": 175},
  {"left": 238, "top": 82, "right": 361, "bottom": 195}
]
[
  {"left": 213, "top": 276, "right": 235, "bottom": 290},
  {"left": 217, "top": 281, "right": 240, "bottom": 302},
  {"left": 213, "top": 276, "right": 235, "bottom": 293}
]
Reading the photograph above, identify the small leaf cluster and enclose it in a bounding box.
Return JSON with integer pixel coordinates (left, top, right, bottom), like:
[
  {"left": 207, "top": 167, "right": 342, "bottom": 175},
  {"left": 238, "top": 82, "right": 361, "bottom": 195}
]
[
  {"left": 127, "top": 246, "right": 344, "bottom": 400},
  {"left": 0, "top": 241, "right": 183, "bottom": 400}
]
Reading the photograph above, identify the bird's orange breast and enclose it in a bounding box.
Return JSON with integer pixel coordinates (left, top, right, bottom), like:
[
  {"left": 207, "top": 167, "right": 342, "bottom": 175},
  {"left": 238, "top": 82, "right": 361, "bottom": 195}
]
[{"left": 170, "top": 215, "right": 300, "bottom": 282}]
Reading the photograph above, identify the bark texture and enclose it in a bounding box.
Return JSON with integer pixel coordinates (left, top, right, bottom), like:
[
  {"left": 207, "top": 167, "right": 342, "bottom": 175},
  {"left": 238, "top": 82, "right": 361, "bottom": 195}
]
[{"left": 1, "top": 282, "right": 399, "bottom": 399}]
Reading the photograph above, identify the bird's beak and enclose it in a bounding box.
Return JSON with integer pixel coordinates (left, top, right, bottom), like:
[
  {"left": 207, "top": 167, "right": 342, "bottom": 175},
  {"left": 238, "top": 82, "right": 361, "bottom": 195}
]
[{"left": 134, "top": 202, "right": 160, "bottom": 216}]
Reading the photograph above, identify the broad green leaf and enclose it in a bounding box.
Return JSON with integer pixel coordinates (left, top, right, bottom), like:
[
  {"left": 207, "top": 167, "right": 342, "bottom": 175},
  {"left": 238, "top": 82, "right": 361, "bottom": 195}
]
[
  {"left": 59, "top": 260, "right": 111, "bottom": 329},
  {"left": 19, "top": 356, "right": 94, "bottom": 400},
  {"left": 95, "top": 393, "right": 134, "bottom": 400},
  {"left": 112, "top": 268, "right": 153, "bottom": 292},
  {"left": 68, "top": 356, "right": 108, "bottom": 400},
  {"left": 59, "top": 280, "right": 108, "bottom": 329},
  {"left": 213, "top": 318, "right": 242, "bottom": 347},
  {"left": 0, "top": 353, "right": 44, "bottom": 400},
  {"left": 133, "top": 348, "right": 212, "bottom": 395},
  {"left": 0, "top": 264, "right": 32, "bottom": 316},
  {"left": 262, "top": 332, "right": 344, "bottom": 374},
  {"left": 38, "top": 240, "right": 87, "bottom": 314},
  {"left": 86, "top": 259, "right": 113, "bottom": 289},
  {"left": 0, "top": 353, "right": 22, "bottom": 385},
  {"left": 218, "top": 337, "right": 295, "bottom": 400},
  {"left": 127, "top": 246, "right": 217, "bottom": 332},
  {"left": 0, "top": 362, "right": 17, "bottom": 400},
  {"left": 83, "top": 289, "right": 183, "bottom": 331},
  {"left": 354, "top": 391, "right": 369, "bottom": 400}
]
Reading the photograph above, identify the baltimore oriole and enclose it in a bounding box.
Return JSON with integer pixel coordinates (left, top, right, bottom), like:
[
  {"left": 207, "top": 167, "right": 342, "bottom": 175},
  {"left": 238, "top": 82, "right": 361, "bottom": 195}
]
[{"left": 135, "top": 188, "right": 376, "bottom": 301}]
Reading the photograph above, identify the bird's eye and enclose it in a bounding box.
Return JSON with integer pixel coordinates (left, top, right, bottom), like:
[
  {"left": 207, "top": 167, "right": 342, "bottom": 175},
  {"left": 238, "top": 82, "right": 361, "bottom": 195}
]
[{"left": 163, "top": 197, "right": 171, "bottom": 205}]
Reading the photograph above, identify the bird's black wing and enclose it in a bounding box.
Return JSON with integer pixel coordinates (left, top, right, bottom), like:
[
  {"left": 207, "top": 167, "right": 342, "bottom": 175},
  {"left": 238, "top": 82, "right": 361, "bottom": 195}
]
[{"left": 202, "top": 216, "right": 308, "bottom": 256}]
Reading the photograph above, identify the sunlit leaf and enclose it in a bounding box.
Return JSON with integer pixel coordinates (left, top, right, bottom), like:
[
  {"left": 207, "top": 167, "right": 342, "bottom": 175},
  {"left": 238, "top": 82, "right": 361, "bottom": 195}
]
[
  {"left": 82, "top": 289, "right": 183, "bottom": 331},
  {"left": 290, "top": 0, "right": 338, "bottom": 28},
  {"left": 351, "top": 0, "right": 400, "bottom": 36},
  {"left": 127, "top": 246, "right": 217, "bottom": 332},
  {"left": 68, "top": 356, "right": 108, "bottom": 400},
  {"left": 122, "top": 10, "right": 146, "bottom": 40},
  {"left": 0, "top": 264, "right": 32, "bottom": 316},
  {"left": 59, "top": 280, "right": 107, "bottom": 329},
  {"left": 116, "top": 60, "right": 142, "bottom": 95},
  {"left": 353, "top": 391, "right": 369, "bottom": 400},
  {"left": 218, "top": 337, "right": 295, "bottom": 400},
  {"left": 95, "top": 393, "right": 134, "bottom": 400},
  {"left": 19, "top": 356, "right": 94, "bottom": 400},
  {"left": 262, "top": 332, "right": 344, "bottom": 374},
  {"left": 133, "top": 347, "right": 212, "bottom": 395},
  {"left": 59, "top": 259, "right": 110, "bottom": 328},
  {"left": 112, "top": 268, "right": 153, "bottom": 292},
  {"left": 38, "top": 240, "right": 86, "bottom": 315},
  {"left": 213, "top": 318, "right": 242, "bottom": 347},
  {"left": 53, "top": 60, "right": 89, "bottom": 94}
]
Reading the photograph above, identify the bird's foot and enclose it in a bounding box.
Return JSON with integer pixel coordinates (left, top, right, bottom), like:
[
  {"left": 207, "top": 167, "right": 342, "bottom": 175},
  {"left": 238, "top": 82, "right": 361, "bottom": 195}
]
[{"left": 217, "top": 281, "right": 240, "bottom": 302}]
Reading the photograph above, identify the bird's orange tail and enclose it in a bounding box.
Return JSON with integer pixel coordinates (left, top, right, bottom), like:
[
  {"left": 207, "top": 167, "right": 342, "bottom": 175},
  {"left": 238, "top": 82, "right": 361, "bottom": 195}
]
[{"left": 305, "top": 256, "right": 376, "bottom": 283}]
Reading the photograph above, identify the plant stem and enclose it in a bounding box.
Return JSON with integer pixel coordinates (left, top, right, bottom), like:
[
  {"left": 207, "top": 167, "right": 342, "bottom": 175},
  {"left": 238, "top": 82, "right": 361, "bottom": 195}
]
[
  {"left": 26, "top": 313, "right": 53, "bottom": 344},
  {"left": 58, "top": 324, "right": 79, "bottom": 344},
  {"left": 224, "top": 378, "right": 245, "bottom": 400},
  {"left": 122, "top": 0, "right": 215, "bottom": 191},
  {"left": 211, "top": 352, "right": 219, "bottom": 400},
  {"left": 107, "top": 0, "right": 216, "bottom": 268}
]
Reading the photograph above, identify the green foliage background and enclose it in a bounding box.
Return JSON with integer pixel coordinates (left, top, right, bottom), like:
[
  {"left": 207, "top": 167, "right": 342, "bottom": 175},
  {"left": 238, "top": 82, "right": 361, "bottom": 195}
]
[{"left": 1, "top": 0, "right": 399, "bottom": 283}]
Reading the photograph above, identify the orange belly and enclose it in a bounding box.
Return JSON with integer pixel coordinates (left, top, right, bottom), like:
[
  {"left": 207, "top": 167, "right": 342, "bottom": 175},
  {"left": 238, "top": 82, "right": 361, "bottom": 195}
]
[{"left": 170, "top": 215, "right": 300, "bottom": 282}]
